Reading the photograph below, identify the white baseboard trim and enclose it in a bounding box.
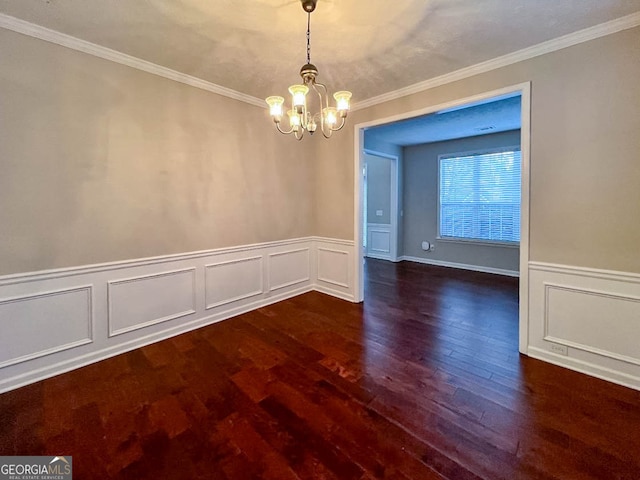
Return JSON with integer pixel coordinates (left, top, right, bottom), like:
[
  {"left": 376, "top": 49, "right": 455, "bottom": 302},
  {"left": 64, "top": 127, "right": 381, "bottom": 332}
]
[
  {"left": 0, "top": 236, "right": 357, "bottom": 393},
  {"left": 314, "top": 284, "right": 355, "bottom": 302},
  {"left": 527, "top": 346, "right": 640, "bottom": 392},
  {"left": 400, "top": 255, "right": 520, "bottom": 277},
  {"left": 1, "top": 285, "right": 312, "bottom": 393},
  {"left": 365, "top": 252, "right": 393, "bottom": 262}
]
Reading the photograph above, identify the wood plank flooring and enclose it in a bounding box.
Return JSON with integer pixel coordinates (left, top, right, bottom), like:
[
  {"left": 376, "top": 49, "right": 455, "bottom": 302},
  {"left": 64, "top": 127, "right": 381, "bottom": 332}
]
[{"left": 1, "top": 258, "right": 640, "bottom": 479}]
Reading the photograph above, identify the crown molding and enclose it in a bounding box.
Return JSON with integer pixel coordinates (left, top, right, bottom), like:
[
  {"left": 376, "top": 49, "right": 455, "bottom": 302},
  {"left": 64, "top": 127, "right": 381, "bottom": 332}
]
[
  {"left": 0, "top": 13, "right": 265, "bottom": 108},
  {"left": 352, "top": 11, "right": 640, "bottom": 111},
  {"left": 2, "top": 9, "right": 639, "bottom": 112}
]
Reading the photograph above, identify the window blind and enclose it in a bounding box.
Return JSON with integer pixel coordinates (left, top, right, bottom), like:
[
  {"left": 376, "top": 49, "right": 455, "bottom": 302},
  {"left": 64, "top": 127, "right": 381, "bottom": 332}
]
[{"left": 439, "top": 149, "right": 521, "bottom": 243}]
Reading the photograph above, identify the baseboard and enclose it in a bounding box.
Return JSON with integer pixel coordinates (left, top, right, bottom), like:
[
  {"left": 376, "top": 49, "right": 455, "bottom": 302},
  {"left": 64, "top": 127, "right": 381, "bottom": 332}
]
[
  {"left": 0, "top": 237, "right": 356, "bottom": 393},
  {"left": 527, "top": 346, "right": 640, "bottom": 391},
  {"left": 365, "top": 253, "right": 393, "bottom": 262},
  {"left": 0, "top": 285, "right": 313, "bottom": 393},
  {"left": 400, "top": 255, "right": 520, "bottom": 277},
  {"left": 313, "top": 284, "right": 356, "bottom": 302}
]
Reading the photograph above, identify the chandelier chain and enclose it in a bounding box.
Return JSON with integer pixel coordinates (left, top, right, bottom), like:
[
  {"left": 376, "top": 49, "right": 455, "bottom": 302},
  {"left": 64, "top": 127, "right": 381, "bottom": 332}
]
[{"left": 306, "top": 12, "right": 311, "bottom": 64}]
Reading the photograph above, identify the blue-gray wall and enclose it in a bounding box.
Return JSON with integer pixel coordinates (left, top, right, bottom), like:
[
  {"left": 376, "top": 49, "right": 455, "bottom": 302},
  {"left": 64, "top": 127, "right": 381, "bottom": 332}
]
[{"left": 403, "top": 130, "right": 521, "bottom": 272}]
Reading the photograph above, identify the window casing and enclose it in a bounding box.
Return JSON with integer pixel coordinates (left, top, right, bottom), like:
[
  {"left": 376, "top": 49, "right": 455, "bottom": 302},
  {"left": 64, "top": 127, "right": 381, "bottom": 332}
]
[{"left": 438, "top": 147, "right": 521, "bottom": 244}]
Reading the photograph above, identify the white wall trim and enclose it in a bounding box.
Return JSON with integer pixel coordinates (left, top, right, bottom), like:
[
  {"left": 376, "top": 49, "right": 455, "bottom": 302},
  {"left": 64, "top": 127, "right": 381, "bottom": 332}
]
[
  {"left": 0, "top": 237, "right": 357, "bottom": 393},
  {"left": 0, "top": 13, "right": 265, "bottom": 108},
  {"left": 317, "top": 248, "right": 350, "bottom": 288},
  {"left": 267, "top": 248, "right": 311, "bottom": 291},
  {"left": 0, "top": 237, "right": 315, "bottom": 285},
  {"left": 313, "top": 284, "right": 354, "bottom": 302},
  {"left": 0, "top": 285, "right": 93, "bottom": 369},
  {"left": 107, "top": 268, "right": 197, "bottom": 337},
  {"left": 204, "top": 256, "right": 264, "bottom": 309},
  {"left": 352, "top": 11, "right": 640, "bottom": 110},
  {"left": 530, "top": 261, "right": 640, "bottom": 283},
  {"left": 311, "top": 236, "right": 355, "bottom": 247},
  {"left": 3, "top": 239, "right": 639, "bottom": 393},
  {"left": 1, "top": 284, "right": 313, "bottom": 394},
  {"left": 527, "top": 346, "right": 640, "bottom": 392},
  {"left": 3, "top": 10, "right": 638, "bottom": 113},
  {"left": 400, "top": 255, "right": 519, "bottom": 277},
  {"left": 543, "top": 283, "right": 640, "bottom": 367},
  {"left": 366, "top": 223, "right": 392, "bottom": 261},
  {"left": 529, "top": 261, "right": 640, "bottom": 392}
]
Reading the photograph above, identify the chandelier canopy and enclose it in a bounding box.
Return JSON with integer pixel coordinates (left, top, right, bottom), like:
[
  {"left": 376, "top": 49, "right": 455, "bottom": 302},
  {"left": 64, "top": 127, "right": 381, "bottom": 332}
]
[{"left": 265, "top": 0, "right": 352, "bottom": 140}]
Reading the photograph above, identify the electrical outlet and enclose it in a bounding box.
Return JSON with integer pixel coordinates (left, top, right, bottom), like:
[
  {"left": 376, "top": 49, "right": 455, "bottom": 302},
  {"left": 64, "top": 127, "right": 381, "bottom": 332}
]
[{"left": 549, "top": 342, "right": 568, "bottom": 356}]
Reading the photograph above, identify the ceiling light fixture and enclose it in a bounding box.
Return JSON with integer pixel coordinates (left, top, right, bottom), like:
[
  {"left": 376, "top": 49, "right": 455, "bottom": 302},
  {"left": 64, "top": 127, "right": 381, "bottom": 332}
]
[{"left": 265, "top": 0, "right": 352, "bottom": 140}]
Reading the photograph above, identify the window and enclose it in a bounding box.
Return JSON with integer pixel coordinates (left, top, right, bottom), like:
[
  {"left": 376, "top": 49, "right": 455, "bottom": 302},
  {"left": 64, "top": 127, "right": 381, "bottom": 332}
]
[{"left": 439, "top": 148, "right": 521, "bottom": 244}]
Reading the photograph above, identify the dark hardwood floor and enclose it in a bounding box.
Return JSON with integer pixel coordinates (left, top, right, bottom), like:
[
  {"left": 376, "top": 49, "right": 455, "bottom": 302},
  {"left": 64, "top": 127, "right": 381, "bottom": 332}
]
[{"left": 1, "top": 258, "right": 639, "bottom": 479}]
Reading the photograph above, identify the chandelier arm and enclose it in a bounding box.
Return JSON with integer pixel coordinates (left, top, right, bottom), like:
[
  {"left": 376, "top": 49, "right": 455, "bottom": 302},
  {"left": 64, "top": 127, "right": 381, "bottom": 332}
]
[
  {"left": 320, "top": 128, "right": 333, "bottom": 139},
  {"left": 276, "top": 122, "right": 295, "bottom": 135},
  {"left": 332, "top": 117, "right": 347, "bottom": 132},
  {"left": 294, "top": 128, "right": 304, "bottom": 140},
  {"left": 309, "top": 81, "right": 327, "bottom": 136},
  {"left": 314, "top": 81, "right": 330, "bottom": 110}
]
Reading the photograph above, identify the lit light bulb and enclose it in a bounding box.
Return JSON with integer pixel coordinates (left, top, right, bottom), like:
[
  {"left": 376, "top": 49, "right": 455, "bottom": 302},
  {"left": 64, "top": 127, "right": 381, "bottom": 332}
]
[
  {"left": 288, "top": 109, "right": 301, "bottom": 130},
  {"left": 334, "top": 91, "right": 352, "bottom": 115},
  {"left": 323, "top": 107, "right": 338, "bottom": 126},
  {"left": 265, "top": 96, "right": 284, "bottom": 122},
  {"left": 288, "top": 84, "right": 309, "bottom": 114}
]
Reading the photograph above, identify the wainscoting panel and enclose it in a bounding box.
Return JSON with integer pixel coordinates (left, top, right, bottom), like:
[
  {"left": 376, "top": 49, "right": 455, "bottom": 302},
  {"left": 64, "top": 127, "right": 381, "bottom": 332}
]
[
  {"left": 205, "top": 256, "right": 264, "bottom": 309},
  {"left": 314, "top": 238, "right": 355, "bottom": 302},
  {"left": 366, "top": 223, "right": 391, "bottom": 261},
  {"left": 0, "top": 286, "right": 93, "bottom": 368},
  {"left": 0, "top": 237, "right": 356, "bottom": 393},
  {"left": 317, "top": 248, "right": 349, "bottom": 288},
  {"left": 544, "top": 284, "right": 640, "bottom": 366},
  {"left": 108, "top": 268, "right": 197, "bottom": 337},
  {"left": 529, "top": 262, "right": 640, "bottom": 390},
  {"left": 268, "top": 248, "right": 310, "bottom": 291}
]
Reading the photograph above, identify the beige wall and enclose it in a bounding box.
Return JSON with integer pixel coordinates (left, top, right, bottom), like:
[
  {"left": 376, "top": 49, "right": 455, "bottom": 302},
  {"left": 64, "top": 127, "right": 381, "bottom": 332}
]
[
  {"left": 313, "top": 26, "right": 640, "bottom": 273},
  {"left": 0, "top": 29, "right": 313, "bottom": 275},
  {"left": 2, "top": 25, "right": 639, "bottom": 277}
]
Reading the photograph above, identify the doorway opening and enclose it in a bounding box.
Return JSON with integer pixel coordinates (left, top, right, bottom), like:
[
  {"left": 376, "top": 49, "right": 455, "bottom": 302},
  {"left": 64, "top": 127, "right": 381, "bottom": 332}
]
[{"left": 353, "top": 83, "right": 531, "bottom": 353}]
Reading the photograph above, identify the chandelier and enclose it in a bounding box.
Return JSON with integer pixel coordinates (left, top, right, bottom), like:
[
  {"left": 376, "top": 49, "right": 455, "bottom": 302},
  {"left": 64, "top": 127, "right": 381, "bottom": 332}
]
[{"left": 265, "top": 0, "right": 352, "bottom": 140}]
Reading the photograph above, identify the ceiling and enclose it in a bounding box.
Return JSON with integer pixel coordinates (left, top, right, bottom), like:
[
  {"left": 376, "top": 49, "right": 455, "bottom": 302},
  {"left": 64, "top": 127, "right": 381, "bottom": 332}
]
[
  {"left": 366, "top": 95, "right": 522, "bottom": 146},
  {"left": 1, "top": 1, "right": 639, "bottom": 103}
]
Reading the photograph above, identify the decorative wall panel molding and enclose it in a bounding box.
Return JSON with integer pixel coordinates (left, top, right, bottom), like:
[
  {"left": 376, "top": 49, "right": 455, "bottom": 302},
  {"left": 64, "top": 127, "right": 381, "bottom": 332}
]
[
  {"left": 268, "top": 248, "right": 310, "bottom": 291},
  {"left": 205, "top": 256, "right": 264, "bottom": 309},
  {"left": 529, "top": 262, "right": 640, "bottom": 391},
  {"left": 0, "top": 237, "right": 355, "bottom": 393},
  {"left": 366, "top": 223, "right": 391, "bottom": 261},
  {"left": 317, "top": 248, "right": 350, "bottom": 288},
  {"left": 314, "top": 238, "right": 356, "bottom": 302},
  {"left": 544, "top": 284, "right": 640, "bottom": 367},
  {"left": 0, "top": 286, "right": 93, "bottom": 368},
  {"left": 108, "top": 268, "right": 197, "bottom": 337}
]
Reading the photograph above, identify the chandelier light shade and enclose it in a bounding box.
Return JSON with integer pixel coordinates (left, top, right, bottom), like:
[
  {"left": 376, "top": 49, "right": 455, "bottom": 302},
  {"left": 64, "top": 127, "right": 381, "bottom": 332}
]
[{"left": 265, "top": 0, "right": 352, "bottom": 140}]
